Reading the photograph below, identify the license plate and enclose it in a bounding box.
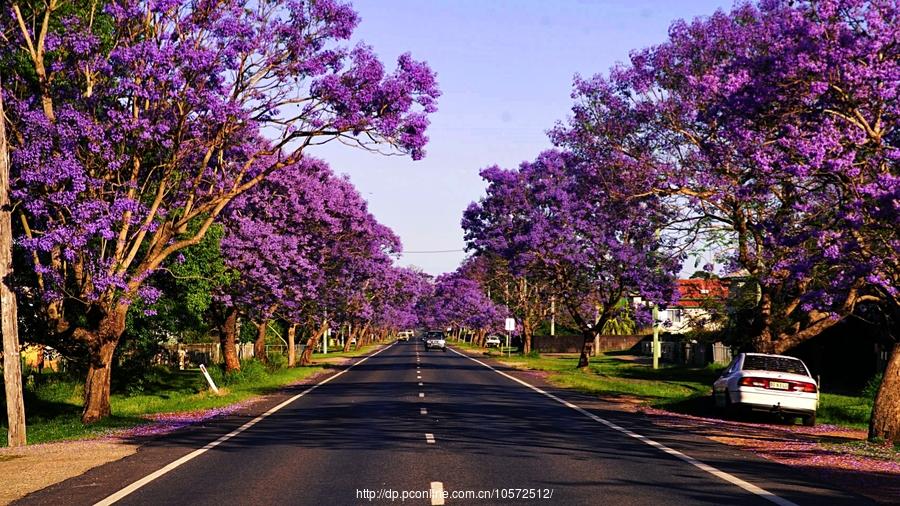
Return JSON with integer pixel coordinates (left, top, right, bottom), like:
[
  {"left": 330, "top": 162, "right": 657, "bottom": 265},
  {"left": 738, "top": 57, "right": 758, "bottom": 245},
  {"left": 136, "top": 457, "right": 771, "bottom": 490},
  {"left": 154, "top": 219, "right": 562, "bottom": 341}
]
[{"left": 769, "top": 381, "right": 789, "bottom": 390}]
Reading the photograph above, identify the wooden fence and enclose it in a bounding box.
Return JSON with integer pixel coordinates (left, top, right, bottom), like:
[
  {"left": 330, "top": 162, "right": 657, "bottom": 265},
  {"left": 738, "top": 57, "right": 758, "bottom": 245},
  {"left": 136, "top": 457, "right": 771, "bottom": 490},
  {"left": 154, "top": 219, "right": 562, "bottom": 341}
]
[
  {"left": 532, "top": 334, "right": 648, "bottom": 354},
  {"left": 154, "top": 343, "right": 257, "bottom": 369},
  {"left": 639, "top": 341, "right": 734, "bottom": 366}
]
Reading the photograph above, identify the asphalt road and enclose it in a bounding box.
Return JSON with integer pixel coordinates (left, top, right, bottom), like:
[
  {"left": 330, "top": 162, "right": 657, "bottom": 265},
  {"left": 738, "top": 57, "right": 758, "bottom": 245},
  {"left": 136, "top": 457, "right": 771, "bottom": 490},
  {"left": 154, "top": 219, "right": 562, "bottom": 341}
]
[{"left": 18, "top": 340, "right": 870, "bottom": 506}]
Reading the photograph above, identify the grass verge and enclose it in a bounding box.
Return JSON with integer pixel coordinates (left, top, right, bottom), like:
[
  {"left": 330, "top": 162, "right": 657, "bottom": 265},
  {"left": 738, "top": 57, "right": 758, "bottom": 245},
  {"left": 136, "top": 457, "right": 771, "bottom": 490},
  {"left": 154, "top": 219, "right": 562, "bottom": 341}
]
[{"left": 455, "top": 343, "right": 874, "bottom": 429}]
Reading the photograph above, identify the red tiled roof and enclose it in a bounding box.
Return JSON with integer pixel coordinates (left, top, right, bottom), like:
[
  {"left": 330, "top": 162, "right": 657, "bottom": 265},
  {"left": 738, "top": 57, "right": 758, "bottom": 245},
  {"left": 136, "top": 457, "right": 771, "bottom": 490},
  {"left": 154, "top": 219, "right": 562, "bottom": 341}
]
[{"left": 673, "top": 279, "right": 729, "bottom": 308}]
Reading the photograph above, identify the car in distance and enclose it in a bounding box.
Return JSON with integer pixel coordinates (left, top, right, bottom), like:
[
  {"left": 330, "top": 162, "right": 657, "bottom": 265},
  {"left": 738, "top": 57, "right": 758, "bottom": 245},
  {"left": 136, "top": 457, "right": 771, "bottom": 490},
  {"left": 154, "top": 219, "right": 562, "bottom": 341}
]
[
  {"left": 424, "top": 331, "right": 447, "bottom": 352},
  {"left": 713, "top": 353, "right": 819, "bottom": 426},
  {"left": 397, "top": 331, "right": 413, "bottom": 342},
  {"left": 484, "top": 335, "right": 502, "bottom": 348}
]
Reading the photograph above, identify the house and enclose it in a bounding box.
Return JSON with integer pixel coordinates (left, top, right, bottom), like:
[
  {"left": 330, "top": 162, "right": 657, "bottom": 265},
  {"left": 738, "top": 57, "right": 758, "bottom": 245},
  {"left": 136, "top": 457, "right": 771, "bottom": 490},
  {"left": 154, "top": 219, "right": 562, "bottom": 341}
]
[{"left": 662, "top": 278, "right": 730, "bottom": 334}]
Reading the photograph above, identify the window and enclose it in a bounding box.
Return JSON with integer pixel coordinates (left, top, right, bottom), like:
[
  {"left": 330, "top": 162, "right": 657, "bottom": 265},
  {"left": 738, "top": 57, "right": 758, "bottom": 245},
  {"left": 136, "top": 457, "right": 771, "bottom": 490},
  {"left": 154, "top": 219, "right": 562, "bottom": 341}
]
[
  {"left": 742, "top": 355, "right": 809, "bottom": 376},
  {"left": 668, "top": 309, "right": 683, "bottom": 323}
]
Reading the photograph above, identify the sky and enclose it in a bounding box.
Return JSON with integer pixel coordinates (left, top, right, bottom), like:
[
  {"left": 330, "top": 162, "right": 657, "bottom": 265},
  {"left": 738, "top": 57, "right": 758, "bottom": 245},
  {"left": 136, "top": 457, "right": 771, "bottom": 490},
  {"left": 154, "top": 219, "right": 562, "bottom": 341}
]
[{"left": 313, "top": 0, "right": 735, "bottom": 276}]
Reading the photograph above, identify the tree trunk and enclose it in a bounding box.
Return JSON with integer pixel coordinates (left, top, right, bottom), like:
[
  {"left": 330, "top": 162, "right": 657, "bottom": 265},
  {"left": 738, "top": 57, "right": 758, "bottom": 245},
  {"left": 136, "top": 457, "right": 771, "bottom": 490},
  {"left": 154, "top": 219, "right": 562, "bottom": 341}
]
[
  {"left": 82, "top": 339, "right": 117, "bottom": 423},
  {"left": 299, "top": 322, "right": 328, "bottom": 366},
  {"left": 359, "top": 323, "right": 370, "bottom": 348},
  {"left": 219, "top": 307, "right": 240, "bottom": 373},
  {"left": 81, "top": 303, "right": 129, "bottom": 424},
  {"left": 577, "top": 331, "right": 592, "bottom": 368},
  {"left": 287, "top": 323, "right": 297, "bottom": 367},
  {"left": 522, "top": 320, "right": 533, "bottom": 354},
  {"left": 750, "top": 292, "right": 777, "bottom": 353},
  {"left": 0, "top": 76, "right": 26, "bottom": 446},
  {"left": 869, "top": 342, "right": 900, "bottom": 444},
  {"left": 254, "top": 320, "right": 268, "bottom": 364},
  {"left": 751, "top": 328, "right": 777, "bottom": 354},
  {"left": 345, "top": 323, "right": 368, "bottom": 352}
]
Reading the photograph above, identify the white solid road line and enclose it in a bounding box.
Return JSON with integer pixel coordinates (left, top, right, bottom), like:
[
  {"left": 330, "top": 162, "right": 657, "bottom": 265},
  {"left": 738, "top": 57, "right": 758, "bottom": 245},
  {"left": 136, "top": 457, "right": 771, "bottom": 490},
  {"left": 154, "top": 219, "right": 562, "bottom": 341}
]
[
  {"left": 425, "top": 433, "right": 436, "bottom": 444},
  {"left": 421, "top": 408, "right": 428, "bottom": 415},
  {"left": 449, "top": 348, "right": 798, "bottom": 506},
  {"left": 94, "top": 344, "right": 397, "bottom": 506},
  {"left": 430, "top": 481, "right": 445, "bottom": 505}
]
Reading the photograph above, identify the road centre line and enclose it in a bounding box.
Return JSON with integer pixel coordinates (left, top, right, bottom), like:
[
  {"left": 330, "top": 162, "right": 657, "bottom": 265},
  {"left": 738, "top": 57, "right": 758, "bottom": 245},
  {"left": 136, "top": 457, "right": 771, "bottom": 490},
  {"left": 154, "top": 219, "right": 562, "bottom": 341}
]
[
  {"left": 93, "top": 343, "right": 396, "bottom": 506},
  {"left": 448, "top": 347, "right": 798, "bottom": 506},
  {"left": 419, "top": 392, "right": 425, "bottom": 398},
  {"left": 421, "top": 408, "right": 428, "bottom": 415},
  {"left": 430, "top": 481, "right": 445, "bottom": 505},
  {"left": 425, "top": 433, "right": 436, "bottom": 444}
]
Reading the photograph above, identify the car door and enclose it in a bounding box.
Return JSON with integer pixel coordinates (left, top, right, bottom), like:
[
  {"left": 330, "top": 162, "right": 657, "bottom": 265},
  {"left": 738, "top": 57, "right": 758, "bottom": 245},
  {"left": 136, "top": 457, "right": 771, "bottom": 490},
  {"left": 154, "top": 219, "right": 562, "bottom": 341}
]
[{"left": 713, "top": 356, "right": 739, "bottom": 396}]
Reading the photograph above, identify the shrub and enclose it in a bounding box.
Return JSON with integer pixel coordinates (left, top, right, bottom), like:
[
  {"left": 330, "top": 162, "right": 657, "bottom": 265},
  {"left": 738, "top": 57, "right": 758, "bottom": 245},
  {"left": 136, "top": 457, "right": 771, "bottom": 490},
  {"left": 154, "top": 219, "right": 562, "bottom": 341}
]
[
  {"left": 863, "top": 373, "right": 883, "bottom": 400},
  {"left": 267, "top": 352, "right": 288, "bottom": 371}
]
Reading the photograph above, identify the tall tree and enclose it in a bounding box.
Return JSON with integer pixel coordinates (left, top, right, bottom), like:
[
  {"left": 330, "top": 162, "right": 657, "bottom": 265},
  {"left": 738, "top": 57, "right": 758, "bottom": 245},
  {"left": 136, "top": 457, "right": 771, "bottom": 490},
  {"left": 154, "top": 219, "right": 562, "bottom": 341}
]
[
  {"left": 553, "top": 0, "right": 898, "bottom": 440},
  {"left": 1, "top": 0, "right": 439, "bottom": 422},
  {"left": 1, "top": 73, "right": 26, "bottom": 446},
  {"left": 464, "top": 151, "right": 678, "bottom": 366},
  {"left": 457, "top": 254, "right": 548, "bottom": 354}
]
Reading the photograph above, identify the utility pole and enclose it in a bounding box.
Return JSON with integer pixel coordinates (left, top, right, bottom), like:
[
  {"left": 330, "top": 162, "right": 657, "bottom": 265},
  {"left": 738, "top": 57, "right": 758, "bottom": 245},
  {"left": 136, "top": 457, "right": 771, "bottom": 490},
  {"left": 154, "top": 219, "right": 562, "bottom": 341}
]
[
  {"left": 550, "top": 296, "right": 555, "bottom": 337},
  {"left": 652, "top": 305, "right": 660, "bottom": 370},
  {"left": 0, "top": 74, "right": 26, "bottom": 447}
]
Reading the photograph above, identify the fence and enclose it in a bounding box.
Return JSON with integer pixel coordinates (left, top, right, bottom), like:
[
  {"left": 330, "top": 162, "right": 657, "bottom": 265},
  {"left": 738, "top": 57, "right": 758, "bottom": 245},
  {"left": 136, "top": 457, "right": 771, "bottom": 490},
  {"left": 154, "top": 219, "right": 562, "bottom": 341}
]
[
  {"left": 639, "top": 341, "right": 734, "bottom": 366},
  {"left": 533, "top": 334, "right": 648, "bottom": 354},
  {"left": 154, "top": 343, "right": 255, "bottom": 369}
]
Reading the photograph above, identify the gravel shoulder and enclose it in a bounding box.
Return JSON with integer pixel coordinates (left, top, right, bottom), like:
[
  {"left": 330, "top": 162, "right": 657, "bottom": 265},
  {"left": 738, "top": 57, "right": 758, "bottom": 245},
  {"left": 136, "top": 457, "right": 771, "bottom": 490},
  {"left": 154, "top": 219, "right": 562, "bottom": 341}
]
[{"left": 0, "top": 441, "right": 137, "bottom": 505}]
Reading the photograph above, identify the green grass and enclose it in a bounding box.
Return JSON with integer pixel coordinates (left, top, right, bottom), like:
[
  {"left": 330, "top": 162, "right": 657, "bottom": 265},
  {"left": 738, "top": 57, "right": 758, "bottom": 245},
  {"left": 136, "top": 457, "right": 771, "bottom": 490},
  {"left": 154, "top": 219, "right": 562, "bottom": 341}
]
[
  {"left": 818, "top": 393, "right": 873, "bottom": 429},
  {"left": 2, "top": 342, "right": 384, "bottom": 447},
  {"left": 311, "top": 342, "right": 386, "bottom": 360},
  {"left": 456, "top": 344, "right": 874, "bottom": 429}
]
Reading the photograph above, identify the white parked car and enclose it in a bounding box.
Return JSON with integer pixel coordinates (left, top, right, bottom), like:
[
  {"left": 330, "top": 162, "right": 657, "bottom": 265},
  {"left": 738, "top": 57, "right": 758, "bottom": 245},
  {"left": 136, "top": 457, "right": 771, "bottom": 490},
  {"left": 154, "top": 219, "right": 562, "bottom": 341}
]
[
  {"left": 484, "top": 335, "right": 502, "bottom": 348},
  {"left": 713, "top": 353, "right": 818, "bottom": 426}
]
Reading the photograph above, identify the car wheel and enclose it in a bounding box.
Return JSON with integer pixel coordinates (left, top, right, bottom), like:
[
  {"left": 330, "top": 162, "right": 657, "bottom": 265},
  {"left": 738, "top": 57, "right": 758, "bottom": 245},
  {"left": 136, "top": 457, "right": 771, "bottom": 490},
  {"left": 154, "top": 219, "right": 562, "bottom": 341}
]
[
  {"left": 723, "top": 391, "right": 737, "bottom": 419},
  {"left": 802, "top": 413, "right": 816, "bottom": 427}
]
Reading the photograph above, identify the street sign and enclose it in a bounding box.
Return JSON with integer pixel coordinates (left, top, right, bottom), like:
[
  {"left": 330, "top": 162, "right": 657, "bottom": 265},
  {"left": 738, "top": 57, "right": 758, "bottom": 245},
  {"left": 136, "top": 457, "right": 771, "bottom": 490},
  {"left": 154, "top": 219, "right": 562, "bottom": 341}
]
[{"left": 504, "top": 318, "right": 515, "bottom": 331}]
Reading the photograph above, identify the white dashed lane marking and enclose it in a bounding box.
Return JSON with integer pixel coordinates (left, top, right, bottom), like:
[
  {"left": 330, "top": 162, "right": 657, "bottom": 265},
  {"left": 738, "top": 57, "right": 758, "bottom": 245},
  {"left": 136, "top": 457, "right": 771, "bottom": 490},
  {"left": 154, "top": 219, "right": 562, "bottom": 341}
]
[
  {"left": 430, "top": 481, "right": 445, "bottom": 505},
  {"left": 419, "top": 392, "right": 425, "bottom": 398},
  {"left": 425, "top": 433, "right": 436, "bottom": 444},
  {"left": 421, "top": 408, "right": 428, "bottom": 415}
]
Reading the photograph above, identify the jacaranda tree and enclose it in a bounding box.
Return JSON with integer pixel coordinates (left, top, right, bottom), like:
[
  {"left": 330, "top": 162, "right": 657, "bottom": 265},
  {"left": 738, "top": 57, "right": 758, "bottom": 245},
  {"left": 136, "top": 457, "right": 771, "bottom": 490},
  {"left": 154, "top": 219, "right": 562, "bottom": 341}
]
[
  {"left": 417, "top": 271, "right": 505, "bottom": 343},
  {"left": 1, "top": 0, "right": 439, "bottom": 422},
  {"left": 552, "top": 0, "right": 898, "bottom": 441},
  {"left": 464, "top": 150, "right": 678, "bottom": 366}
]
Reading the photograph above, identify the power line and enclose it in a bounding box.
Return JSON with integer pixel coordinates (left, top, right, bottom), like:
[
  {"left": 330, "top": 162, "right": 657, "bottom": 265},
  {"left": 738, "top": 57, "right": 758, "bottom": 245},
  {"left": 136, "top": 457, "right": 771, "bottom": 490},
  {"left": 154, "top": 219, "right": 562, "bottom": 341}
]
[{"left": 402, "top": 249, "right": 465, "bottom": 254}]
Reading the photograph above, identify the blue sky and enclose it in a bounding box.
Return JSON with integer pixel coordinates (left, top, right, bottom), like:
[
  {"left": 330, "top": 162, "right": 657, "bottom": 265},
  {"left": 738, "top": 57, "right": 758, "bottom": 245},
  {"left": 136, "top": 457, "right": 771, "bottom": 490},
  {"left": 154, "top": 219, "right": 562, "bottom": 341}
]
[{"left": 313, "top": 0, "right": 734, "bottom": 275}]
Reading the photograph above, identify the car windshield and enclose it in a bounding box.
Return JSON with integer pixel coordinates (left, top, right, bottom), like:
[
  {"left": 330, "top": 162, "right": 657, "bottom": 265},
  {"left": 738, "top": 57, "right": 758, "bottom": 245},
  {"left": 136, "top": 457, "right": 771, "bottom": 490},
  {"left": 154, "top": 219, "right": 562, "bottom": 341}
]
[
  {"left": 742, "top": 355, "right": 808, "bottom": 376},
  {"left": 426, "top": 332, "right": 444, "bottom": 338}
]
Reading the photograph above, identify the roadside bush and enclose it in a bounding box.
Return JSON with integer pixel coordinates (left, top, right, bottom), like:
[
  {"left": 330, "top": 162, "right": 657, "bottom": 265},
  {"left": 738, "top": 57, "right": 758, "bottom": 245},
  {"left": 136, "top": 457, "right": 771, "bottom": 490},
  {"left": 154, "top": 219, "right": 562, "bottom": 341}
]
[
  {"left": 208, "top": 359, "right": 269, "bottom": 387},
  {"left": 267, "top": 352, "right": 288, "bottom": 371},
  {"left": 863, "top": 373, "right": 883, "bottom": 400}
]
